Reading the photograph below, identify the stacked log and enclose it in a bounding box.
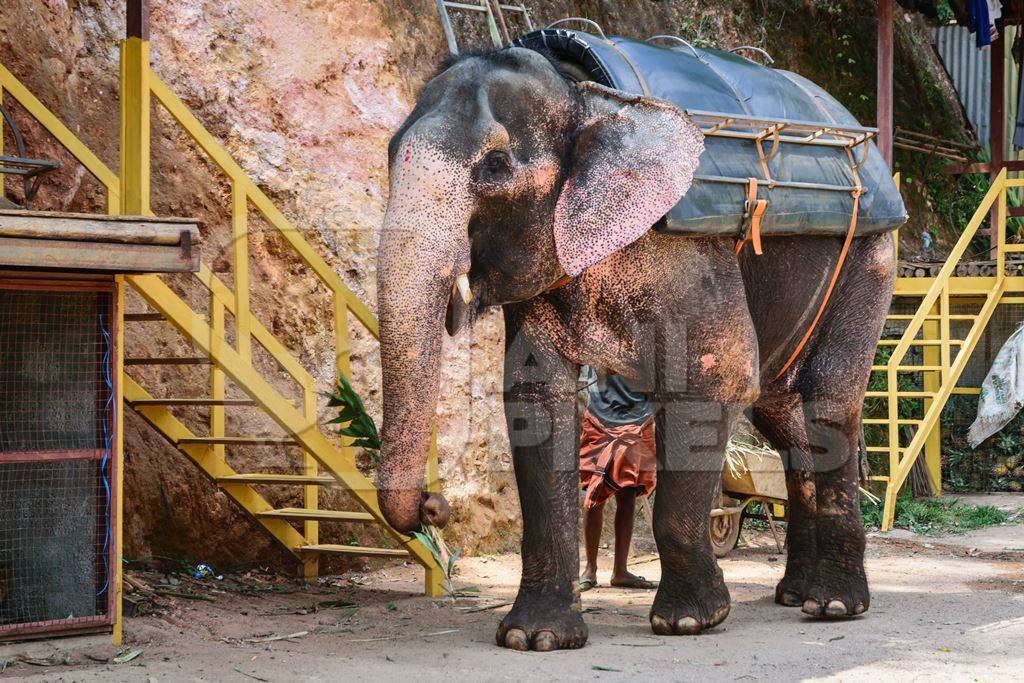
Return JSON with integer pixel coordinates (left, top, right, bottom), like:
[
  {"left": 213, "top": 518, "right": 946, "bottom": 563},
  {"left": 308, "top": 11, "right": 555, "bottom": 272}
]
[{"left": 897, "top": 257, "right": 1024, "bottom": 278}]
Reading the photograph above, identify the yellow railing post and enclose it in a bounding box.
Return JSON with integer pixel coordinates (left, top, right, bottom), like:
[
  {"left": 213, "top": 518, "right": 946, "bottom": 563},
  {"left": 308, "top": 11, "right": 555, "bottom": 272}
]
[
  {"left": 0, "top": 83, "right": 5, "bottom": 199},
  {"left": 922, "top": 308, "right": 942, "bottom": 492},
  {"left": 302, "top": 385, "right": 319, "bottom": 581},
  {"left": 119, "top": 37, "right": 150, "bottom": 215},
  {"left": 210, "top": 294, "right": 226, "bottom": 469},
  {"left": 231, "top": 181, "right": 252, "bottom": 362}
]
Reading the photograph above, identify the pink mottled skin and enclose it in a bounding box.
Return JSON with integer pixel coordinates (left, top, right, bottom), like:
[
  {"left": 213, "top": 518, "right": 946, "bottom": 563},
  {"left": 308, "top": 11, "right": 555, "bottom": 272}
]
[{"left": 377, "top": 48, "right": 893, "bottom": 651}]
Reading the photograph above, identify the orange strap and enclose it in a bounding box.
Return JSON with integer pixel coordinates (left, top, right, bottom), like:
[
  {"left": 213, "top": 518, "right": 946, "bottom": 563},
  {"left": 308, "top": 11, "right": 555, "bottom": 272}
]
[
  {"left": 734, "top": 178, "right": 766, "bottom": 256},
  {"left": 546, "top": 273, "right": 572, "bottom": 292},
  {"left": 774, "top": 187, "right": 863, "bottom": 380}
]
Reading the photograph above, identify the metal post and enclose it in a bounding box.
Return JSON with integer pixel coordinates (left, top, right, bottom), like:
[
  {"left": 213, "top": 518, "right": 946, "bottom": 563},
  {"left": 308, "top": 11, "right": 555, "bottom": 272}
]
[
  {"left": 877, "top": 0, "right": 894, "bottom": 169},
  {"left": 126, "top": 0, "right": 149, "bottom": 40},
  {"left": 990, "top": 32, "right": 1006, "bottom": 259}
]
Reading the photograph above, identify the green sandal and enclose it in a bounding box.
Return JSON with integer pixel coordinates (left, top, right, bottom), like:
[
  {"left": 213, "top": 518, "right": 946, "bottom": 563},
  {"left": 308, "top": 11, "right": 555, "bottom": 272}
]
[
  {"left": 578, "top": 577, "right": 598, "bottom": 592},
  {"left": 610, "top": 575, "right": 658, "bottom": 590}
]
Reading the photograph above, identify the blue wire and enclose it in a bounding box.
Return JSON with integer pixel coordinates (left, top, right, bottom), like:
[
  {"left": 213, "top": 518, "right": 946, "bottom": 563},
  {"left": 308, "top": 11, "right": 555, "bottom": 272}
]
[{"left": 96, "top": 313, "right": 113, "bottom": 598}]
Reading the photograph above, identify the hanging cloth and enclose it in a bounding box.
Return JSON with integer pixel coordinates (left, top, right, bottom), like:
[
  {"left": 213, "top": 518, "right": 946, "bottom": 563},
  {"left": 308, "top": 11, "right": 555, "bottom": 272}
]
[
  {"left": 968, "top": 322, "right": 1024, "bottom": 447},
  {"left": 969, "top": 0, "right": 993, "bottom": 49}
]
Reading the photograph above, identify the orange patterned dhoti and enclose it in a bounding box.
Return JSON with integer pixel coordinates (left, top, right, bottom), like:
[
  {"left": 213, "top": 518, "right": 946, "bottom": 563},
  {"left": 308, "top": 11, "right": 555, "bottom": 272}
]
[{"left": 579, "top": 409, "right": 656, "bottom": 510}]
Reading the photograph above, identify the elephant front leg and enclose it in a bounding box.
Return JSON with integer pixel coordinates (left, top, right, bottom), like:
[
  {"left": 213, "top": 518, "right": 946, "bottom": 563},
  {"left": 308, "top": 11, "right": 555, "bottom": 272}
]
[
  {"left": 496, "top": 318, "right": 586, "bottom": 651},
  {"left": 649, "top": 399, "right": 734, "bottom": 635}
]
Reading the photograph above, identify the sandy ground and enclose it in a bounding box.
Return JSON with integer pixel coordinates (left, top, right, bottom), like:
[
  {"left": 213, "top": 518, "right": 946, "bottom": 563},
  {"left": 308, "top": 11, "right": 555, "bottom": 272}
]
[{"left": 3, "top": 525, "right": 1024, "bottom": 682}]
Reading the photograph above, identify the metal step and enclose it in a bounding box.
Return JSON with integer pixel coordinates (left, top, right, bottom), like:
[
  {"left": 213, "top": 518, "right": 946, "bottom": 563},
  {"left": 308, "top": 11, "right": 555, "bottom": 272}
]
[
  {"left": 218, "top": 473, "right": 337, "bottom": 486},
  {"left": 298, "top": 544, "right": 409, "bottom": 558},
  {"left": 124, "top": 312, "right": 166, "bottom": 321},
  {"left": 130, "top": 398, "right": 256, "bottom": 407},
  {"left": 178, "top": 436, "right": 297, "bottom": 446},
  {"left": 257, "top": 508, "right": 374, "bottom": 522},
  {"left": 876, "top": 339, "right": 963, "bottom": 346},
  {"left": 126, "top": 356, "right": 212, "bottom": 365}
]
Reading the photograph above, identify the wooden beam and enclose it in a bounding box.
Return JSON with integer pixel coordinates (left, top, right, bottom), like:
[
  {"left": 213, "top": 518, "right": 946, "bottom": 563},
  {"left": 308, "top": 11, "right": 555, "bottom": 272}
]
[
  {"left": 942, "top": 159, "right": 1024, "bottom": 175},
  {"left": 126, "top": 0, "right": 149, "bottom": 40},
  {"left": 0, "top": 210, "right": 198, "bottom": 244},
  {"left": 877, "top": 0, "right": 894, "bottom": 169},
  {"left": 0, "top": 237, "right": 197, "bottom": 272}
]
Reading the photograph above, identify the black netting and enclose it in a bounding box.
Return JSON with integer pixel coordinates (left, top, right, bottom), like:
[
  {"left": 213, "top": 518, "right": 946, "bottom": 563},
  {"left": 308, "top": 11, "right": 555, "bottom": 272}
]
[
  {"left": 0, "top": 290, "right": 106, "bottom": 452},
  {"left": 0, "top": 287, "right": 113, "bottom": 634}
]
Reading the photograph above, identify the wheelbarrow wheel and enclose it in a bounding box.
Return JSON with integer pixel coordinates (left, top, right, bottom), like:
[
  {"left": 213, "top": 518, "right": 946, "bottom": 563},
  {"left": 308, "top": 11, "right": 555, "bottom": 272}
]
[{"left": 710, "top": 505, "right": 742, "bottom": 558}]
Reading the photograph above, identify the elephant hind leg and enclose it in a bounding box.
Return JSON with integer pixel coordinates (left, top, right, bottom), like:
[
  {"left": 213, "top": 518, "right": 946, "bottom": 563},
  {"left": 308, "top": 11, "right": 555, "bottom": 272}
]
[
  {"left": 751, "top": 390, "right": 869, "bottom": 618},
  {"left": 750, "top": 395, "right": 817, "bottom": 607}
]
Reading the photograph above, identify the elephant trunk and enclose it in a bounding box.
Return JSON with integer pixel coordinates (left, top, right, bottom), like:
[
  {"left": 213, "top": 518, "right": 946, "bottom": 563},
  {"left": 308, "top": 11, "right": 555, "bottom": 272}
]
[{"left": 376, "top": 143, "right": 470, "bottom": 533}]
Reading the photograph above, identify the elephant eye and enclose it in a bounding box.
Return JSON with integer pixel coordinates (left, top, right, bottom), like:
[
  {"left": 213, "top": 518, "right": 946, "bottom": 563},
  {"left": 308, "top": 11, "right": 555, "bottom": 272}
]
[{"left": 476, "top": 150, "right": 513, "bottom": 184}]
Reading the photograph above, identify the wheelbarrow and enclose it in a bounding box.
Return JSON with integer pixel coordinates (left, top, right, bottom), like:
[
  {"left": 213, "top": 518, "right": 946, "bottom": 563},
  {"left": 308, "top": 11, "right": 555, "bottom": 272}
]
[{"left": 710, "top": 443, "right": 788, "bottom": 557}]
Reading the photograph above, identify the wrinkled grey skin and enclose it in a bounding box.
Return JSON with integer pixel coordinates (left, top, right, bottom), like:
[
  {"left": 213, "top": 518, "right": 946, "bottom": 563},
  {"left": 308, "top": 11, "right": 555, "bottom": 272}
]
[{"left": 376, "top": 48, "right": 893, "bottom": 651}]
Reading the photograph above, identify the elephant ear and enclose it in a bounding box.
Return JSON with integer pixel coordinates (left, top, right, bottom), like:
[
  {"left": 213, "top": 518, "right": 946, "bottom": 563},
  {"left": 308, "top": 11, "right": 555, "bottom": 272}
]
[{"left": 553, "top": 81, "right": 704, "bottom": 277}]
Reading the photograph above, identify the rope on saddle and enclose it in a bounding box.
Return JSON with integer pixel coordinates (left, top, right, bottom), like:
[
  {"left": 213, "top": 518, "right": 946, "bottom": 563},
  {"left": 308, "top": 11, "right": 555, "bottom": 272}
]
[{"left": 773, "top": 185, "right": 863, "bottom": 380}]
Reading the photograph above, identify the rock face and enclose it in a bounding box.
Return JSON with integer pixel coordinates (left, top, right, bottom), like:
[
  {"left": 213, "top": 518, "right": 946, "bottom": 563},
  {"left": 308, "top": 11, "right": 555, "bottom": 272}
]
[{"left": 1, "top": 1, "right": 967, "bottom": 570}]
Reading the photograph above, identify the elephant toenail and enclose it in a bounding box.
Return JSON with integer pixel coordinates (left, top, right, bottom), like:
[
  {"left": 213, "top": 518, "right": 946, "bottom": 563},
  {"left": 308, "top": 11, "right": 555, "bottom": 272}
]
[
  {"left": 650, "top": 613, "right": 673, "bottom": 635},
  {"left": 778, "top": 590, "right": 802, "bottom": 607},
  {"left": 801, "top": 599, "right": 821, "bottom": 616},
  {"left": 675, "top": 616, "right": 701, "bottom": 635},
  {"left": 504, "top": 628, "right": 530, "bottom": 651},
  {"left": 853, "top": 601, "right": 868, "bottom": 615},
  {"left": 709, "top": 604, "right": 730, "bottom": 626},
  {"left": 533, "top": 630, "right": 557, "bottom": 651},
  {"left": 825, "top": 600, "right": 848, "bottom": 617}
]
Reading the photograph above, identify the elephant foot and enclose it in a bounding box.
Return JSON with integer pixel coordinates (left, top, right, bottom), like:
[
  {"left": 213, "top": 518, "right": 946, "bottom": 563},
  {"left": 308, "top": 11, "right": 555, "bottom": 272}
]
[
  {"left": 496, "top": 593, "right": 587, "bottom": 651},
  {"left": 774, "top": 560, "right": 814, "bottom": 607},
  {"left": 800, "top": 563, "right": 869, "bottom": 618},
  {"left": 649, "top": 574, "right": 731, "bottom": 636}
]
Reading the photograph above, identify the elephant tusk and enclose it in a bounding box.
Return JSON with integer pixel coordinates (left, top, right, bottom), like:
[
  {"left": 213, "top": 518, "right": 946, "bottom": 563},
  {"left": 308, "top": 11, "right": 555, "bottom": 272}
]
[{"left": 455, "top": 273, "right": 472, "bottom": 304}]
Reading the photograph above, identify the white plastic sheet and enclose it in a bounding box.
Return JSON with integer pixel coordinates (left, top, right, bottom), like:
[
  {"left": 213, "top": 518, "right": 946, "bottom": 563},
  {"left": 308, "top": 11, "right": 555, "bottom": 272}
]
[{"left": 969, "top": 322, "right": 1024, "bottom": 447}]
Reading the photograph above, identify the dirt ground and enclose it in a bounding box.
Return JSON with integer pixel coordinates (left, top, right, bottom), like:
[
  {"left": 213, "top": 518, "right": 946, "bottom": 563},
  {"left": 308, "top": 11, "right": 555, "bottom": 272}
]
[{"left": 3, "top": 524, "right": 1024, "bottom": 682}]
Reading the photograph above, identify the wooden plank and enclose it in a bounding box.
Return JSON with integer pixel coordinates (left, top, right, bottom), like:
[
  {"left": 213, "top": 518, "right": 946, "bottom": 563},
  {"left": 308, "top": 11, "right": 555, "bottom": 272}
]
[
  {"left": 177, "top": 436, "right": 298, "bottom": 446},
  {"left": 298, "top": 544, "right": 409, "bottom": 558},
  {"left": 128, "top": 398, "right": 256, "bottom": 406},
  {"left": 0, "top": 236, "right": 197, "bottom": 272},
  {"left": 257, "top": 508, "right": 374, "bottom": 522},
  {"left": 218, "top": 473, "right": 337, "bottom": 485},
  {"left": 0, "top": 210, "right": 198, "bottom": 244},
  {"left": 125, "top": 356, "right": 211, "bottom": 365},
  {"left": 942, "top": 159, "right": 1024, "bottom": 175}
]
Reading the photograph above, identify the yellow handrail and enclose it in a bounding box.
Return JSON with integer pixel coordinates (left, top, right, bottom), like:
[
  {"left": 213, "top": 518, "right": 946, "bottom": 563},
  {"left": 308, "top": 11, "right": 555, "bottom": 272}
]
[
  {"left": 879, "top": 169, "right": 1009, "bottom": 529},
  {"left": 0, "top": 63, "right": 120, "bottom": 213}
]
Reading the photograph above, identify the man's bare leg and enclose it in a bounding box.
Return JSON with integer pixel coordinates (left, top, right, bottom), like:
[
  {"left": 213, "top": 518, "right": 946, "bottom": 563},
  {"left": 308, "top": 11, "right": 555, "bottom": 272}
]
[{"left": 580, "top": 502, "right": 604, "bottom": 586}]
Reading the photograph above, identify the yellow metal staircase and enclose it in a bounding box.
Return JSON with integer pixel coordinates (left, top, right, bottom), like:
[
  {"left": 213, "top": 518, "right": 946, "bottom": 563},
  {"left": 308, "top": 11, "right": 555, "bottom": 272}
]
[
  {"left": 0, "top": 42, "right": 444, "bottom": 594},
  {"left": 865, "top": 170, "right": 1016, "bottom": 530}
]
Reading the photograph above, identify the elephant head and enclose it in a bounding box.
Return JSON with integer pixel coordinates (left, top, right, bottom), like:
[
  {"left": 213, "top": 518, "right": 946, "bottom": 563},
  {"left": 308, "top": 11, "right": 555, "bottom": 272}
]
[{"left": 376, "top": 48, "right": 704, "bottom": 533}]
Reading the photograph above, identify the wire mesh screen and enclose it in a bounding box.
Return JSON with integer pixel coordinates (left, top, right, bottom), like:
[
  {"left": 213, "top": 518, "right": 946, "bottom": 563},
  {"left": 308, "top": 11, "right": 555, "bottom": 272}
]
[
  {"left": 941, "top": 303, "right": 1024, "bottom": 492},
  {"left": 0, "top": 290, "right": 106, "bottom": 451},
  {"left": 0, "top": 286, "right": 114, "bottom": 636}
]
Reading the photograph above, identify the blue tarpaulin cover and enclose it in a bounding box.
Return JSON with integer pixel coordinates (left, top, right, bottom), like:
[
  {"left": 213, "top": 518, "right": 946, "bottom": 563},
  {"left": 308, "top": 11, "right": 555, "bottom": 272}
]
[{"left": 514, "top": 29, "right": 908, "bottom": 238}]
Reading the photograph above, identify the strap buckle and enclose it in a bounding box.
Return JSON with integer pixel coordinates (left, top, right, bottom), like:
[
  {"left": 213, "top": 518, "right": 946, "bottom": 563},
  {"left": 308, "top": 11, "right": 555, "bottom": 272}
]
[{"left": 735, "top": 177, "right": 767, "bottom": 256}]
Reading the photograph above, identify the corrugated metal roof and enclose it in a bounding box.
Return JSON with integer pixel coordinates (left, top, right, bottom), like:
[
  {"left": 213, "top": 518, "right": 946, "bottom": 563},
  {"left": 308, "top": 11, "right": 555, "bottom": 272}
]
[{"left": 933, "top": 24, "right": 991, "bottom": 147}]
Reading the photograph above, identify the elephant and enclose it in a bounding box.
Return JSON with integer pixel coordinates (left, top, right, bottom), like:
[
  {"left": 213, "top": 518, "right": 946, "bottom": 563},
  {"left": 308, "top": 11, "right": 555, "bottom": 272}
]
[{"left": 375, "top": 47, "right": 893, "bottom": 651}]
